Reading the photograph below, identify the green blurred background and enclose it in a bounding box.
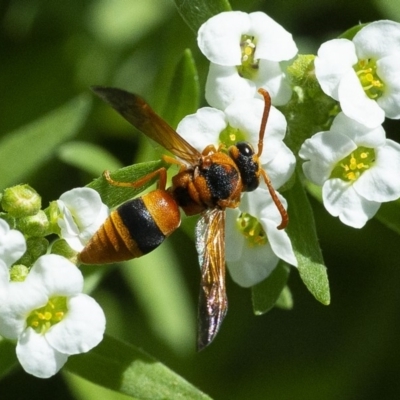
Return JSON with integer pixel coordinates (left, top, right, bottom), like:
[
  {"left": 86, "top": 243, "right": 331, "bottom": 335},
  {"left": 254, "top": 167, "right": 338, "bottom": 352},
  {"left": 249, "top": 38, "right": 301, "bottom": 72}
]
[{"left": 1, "top": 0, "right": 400, "bottom": 399}]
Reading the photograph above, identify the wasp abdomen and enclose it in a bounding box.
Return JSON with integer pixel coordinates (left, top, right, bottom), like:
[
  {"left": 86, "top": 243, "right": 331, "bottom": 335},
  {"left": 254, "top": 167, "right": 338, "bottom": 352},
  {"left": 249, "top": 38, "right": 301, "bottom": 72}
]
[{"left": 79, "top": 189, "right": 180, "bottom": 264}]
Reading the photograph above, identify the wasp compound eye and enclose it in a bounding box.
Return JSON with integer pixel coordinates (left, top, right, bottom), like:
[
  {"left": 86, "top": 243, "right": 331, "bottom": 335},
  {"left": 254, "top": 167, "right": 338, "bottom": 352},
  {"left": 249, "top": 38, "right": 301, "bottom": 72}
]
[{"left": 236, "top": 142, "right": 254, "bottom": 157}]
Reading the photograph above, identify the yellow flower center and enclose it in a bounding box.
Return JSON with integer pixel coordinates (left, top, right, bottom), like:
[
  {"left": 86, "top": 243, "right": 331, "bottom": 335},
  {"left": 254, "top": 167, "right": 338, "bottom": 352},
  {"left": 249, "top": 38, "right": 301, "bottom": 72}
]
[
  {"left": 330, "top": 146, "right": 376, "bottom": 182},
  {"left": 354, "top": 59, "right": 384, "bottom": 99},
  {"left": 237, "top": 35, "right": 259, "bottom": 80},
  {"left": 219, "top": 124, "right": 246, "bottom": 148},
  {"left": 236, "top": 212, "right": 267, "bottom": 247},
  {"left": 26, "top": 296, "right": 68, "bottom": 334}
]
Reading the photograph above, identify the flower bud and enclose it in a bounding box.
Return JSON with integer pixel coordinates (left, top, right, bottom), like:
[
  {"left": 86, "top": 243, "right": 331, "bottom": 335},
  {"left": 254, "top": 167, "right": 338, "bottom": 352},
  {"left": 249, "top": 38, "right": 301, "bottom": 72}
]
[
  {"left": 18, "top": 237, "right": 49, "bottom": 267},
  {"left": 17, "top": 210, "right": 50, "bottom": 237},
  {"left": 9, "top": 264, "right": 30, "bottom": 282},
  {"left": 51, "top": 239, "right": 78, "bottom": 265},
  {"left": 1, "top": 185, "right": 41, "bottom": 218}
]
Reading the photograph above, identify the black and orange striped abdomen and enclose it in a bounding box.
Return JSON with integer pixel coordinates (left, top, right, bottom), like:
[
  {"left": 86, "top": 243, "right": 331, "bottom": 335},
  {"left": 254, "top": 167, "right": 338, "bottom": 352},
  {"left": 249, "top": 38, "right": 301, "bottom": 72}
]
[{"left": 79, "top": 189, "right": 181, "bottom": 264}]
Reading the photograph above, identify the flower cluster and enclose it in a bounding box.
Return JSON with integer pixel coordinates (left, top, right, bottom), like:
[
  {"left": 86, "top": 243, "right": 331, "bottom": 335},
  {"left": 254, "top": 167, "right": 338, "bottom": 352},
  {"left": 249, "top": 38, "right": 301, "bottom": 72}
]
[
  {"left": 188, "top": 11, "right": 299, "bottom": 287},
  {"left": 300, "top": 20, "right": 400, "bottom": 228},
  {"left": 0, "top": 187, "right": 108, "bottom": 378}
]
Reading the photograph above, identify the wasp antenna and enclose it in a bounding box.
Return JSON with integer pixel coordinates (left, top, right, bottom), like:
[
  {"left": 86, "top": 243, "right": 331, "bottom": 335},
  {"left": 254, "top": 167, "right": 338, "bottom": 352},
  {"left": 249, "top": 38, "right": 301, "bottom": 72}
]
[
  {"left": 261, "top": 169, "right": 288, "bottom": 230},
  {"left": 257, "top": 88, "right": 272, "bottom": 157}
]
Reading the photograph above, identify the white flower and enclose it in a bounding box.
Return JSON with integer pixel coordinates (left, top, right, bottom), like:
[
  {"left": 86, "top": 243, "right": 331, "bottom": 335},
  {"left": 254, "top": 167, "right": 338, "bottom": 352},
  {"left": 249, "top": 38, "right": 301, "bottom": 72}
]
[
  {"left": 57, "top": 188, "right": 109, "bottom": 252},
  {"left": 315, "top": 20, "right": 400, "bottom": 128},
  {"left": 226, "top": 189, "right": 297, "bottom": 287},
  {"left": 0, "top": 254, "right": 106, "bottom": 378},
  {"left": 197, "top": 11, "right": 298, "bottom": 110},
  {"left": 0, "top": 219, "right": 26, "bottom": 269},
  {"left": 299, "top": 112, "right": 400, "bottom": 228},
  {"left": 177, "top": 98, "right": 297, "bottom": 286},
  {"left": 177, "top": 98, "right": 296, "bottom": 188}
]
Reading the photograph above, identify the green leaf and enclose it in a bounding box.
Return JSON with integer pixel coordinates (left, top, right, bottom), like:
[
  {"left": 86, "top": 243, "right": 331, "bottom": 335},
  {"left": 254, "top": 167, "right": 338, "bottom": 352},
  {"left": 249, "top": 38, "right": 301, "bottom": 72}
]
[
  {"left": 0, "top": 95, "right": 91, "bottom": 189},
  {"left": 275, "top": 286, "right": 293, "bottom": 310},
  {"left": 339, "top": 23, "right": 368, "bottom": 40},
  {"left": 251, "top": 262, "right": 290, "bottom": 315},
  {"left": 163, "top": 49, "right": 200, "bottom": 129},
  {"left": 0, "top": 338, "right": 18, "bottom": 378},
  {"left": 174, "top": 0, "right": 231, "bottom": 33},
  {"left": 376, "top": 199, "right": 400, "bottom": 236},
  {"left": 65, "top": 334, "right": 212, "bottom": 400},
  {"left": 87, "top": 160, "right": 165, "bottom": 208},
  {"left": 285, "top": 170, "right": 330, "bottom": 305},
  {"left": 58, "top": 141, "right": 123, "bottom": 176},
  {"left": 122, "top": 241, "right": 195, "bottom": 355}
]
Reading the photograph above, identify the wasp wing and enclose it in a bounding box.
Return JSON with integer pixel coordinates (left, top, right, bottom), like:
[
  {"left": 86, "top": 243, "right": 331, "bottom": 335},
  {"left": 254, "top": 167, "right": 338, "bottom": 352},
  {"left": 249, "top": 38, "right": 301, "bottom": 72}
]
[
  {"left": 91, "top": 86, "right": 201, "bottom": 165},
  {"left": 195, "top": 207, "right": 228, "bottom": 351}
]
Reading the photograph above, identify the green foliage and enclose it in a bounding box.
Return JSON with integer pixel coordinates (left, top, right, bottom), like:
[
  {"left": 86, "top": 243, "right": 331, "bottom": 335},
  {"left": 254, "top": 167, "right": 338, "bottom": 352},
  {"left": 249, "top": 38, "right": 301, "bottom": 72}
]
[
  {"left": 285, "top": 171, "right": 330, "bottom": 305},
  {"left": 0, "top": 95, "right": 91, "bottom": 189},
  {"left": 163, "top": 49, "right": 201, "bottom": 128},
  {"left": 87, "top": 160, "right": 166, "bottom": 208},
  {"left": 252, "top": 262, "right": 291, "bottom": 315},
  {"left": 65, "top": 334, "right": 211, "bottom": 400},
  {"left": 1, "top": 0, "right": 400, "bottom": 399},
  {"left": 174, "top": 0, "right": 232, "bottom": 33}
]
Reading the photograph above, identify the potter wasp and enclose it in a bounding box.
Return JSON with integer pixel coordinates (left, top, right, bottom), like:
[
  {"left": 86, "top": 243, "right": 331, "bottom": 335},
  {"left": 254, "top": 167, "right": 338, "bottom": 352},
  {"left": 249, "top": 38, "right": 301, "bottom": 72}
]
[{"left": 79, "top": 86, "right": 288, "bottom": 350}]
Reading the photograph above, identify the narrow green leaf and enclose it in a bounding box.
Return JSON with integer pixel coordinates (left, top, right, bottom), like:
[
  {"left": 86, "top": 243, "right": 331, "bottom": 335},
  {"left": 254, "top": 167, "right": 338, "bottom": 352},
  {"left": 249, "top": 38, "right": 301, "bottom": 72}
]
[
  {"left": 122, "top": 241, "right": 195, "bottom": 355},
  {"left": 339, "top": 23, "right": 368, "bottom": 40},
  {"left": 0, "top": 338, "right": 18, "bottom": 378},
  {"left": 58, "top": 141, "right": 122, "bottom": 176},
  {"left": 285, "top": 170, "right": 330, "bottom": 305},
  {"left": 251, "top": 262, "right": 290, "bottom": 315},
  {"left": 65, "top": 334, "right": 212, "bottom": 400},
  {"left": 0, "top": 95, "right": 91, "bottom": 189},
  {"left": 275, "top": 286, "right": 293, "bottom": 310},
  {"left": 87, "top": 160, "right": 165, "bottom": 208},
  {"left": 376, "top": 199, "right": 400, "bottom": 236},
  {"left": 163, "top": 49, "right": 200, "bottom": 128},
  {"left": 174, "top": 0, "right": 231, "bottom": 33}
]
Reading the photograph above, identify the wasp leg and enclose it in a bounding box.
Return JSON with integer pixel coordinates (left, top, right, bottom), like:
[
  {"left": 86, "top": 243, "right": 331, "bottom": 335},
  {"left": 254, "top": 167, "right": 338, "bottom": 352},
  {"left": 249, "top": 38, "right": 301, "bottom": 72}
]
[
  {"left": 103, "top": 167, "right": 168, "bottom": 191},
  {"left": 162, "top": 154, "right": 188, "bottom": 173}
]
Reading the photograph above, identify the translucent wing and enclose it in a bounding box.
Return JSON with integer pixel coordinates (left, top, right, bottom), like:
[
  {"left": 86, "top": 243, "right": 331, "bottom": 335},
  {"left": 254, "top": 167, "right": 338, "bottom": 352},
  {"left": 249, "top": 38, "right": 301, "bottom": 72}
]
[
  {"left": 195, "top": 207, "right": 228, "bottom": 351},
  {"left": 91, "top": 86, "right": 201, "bottom": 165}
]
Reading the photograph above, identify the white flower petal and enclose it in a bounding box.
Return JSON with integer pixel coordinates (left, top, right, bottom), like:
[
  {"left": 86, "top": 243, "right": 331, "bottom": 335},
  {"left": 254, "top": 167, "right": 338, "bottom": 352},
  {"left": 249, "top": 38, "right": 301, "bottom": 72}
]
[
  {"left": 249, "top": 12, "right": 298, "bottom": 61},
  {"left": 0, "top": 260, "right": 9, "bottom": 292},
  {"left": 58, "top": 188, "right": 109, "bottom": 252},
  {"left": 16, "top": 327, "right": 68, "bottom": 378},
  {"left": 322, "top": 179, "right": 380, "bottom": 228},
  {"left": 315, "top": 39, "right": 357, "bottom": 99},
  {"left": 263, "top": 143, "right": 296, "bottom": 189},
  {"left": 262, "top": 219, "right": 297, "bottom": 267},
  {"left": 331, "top": 112, "right": 386, "bottom": 147},
  {"left": 299, "top": 130, "right": 356, "bottom": 185},
  {"left": 225, "top": 209, "right": 244, "bottom": 263},
  {"left": 26, "top": 254, "right": 83, "bottom": 296},
  {"left": 0, "top": 219, "right": 26, "bottom": 268},
  {"left": 205, "top": 63, "right": 256, "bottom": 110},
  {"left": 46, "top": 294, "right": 105, "bottom": 355},
  {"left": 197, "top": 11, "right": 250, "bottom": 65},
  {"left": 176, "top": 106, "right": 227, "bottom": 151},
  {"left": 376, "top": 55, "right": 400, "bottom": 119},
  {"left": 354, "top": 140, "right": 400, "bottom": 202},
  {"left": 353, "top": 20, "right": 400, "bottom": 59},
  {"left": 224, "top": 98, "right": 265, "bottom": 143},
  {"left": 227, "top": 242, "right": 279, "bottom": 288},
  {"left": 255, "top": 59, "right": 293, "bottom": 106},
  {"left": 0, "top": 281, "right": 46, "bottom": 340},
  {"left": 224, "top": 100, "right": 287, "bottom": 164},
  {"left": 338, "top": 69, "right": 385, "bottom": 128},
  {"left": 59, "top": 188, "right": 104, "bottom": 230}
]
